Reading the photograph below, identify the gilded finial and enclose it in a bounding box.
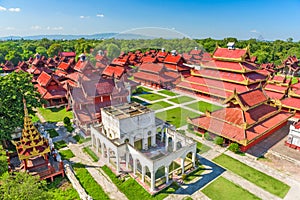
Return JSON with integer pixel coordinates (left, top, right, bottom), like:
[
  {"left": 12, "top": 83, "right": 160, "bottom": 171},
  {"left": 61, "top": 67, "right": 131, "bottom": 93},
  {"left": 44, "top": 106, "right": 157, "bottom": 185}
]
[{"left": 23, "top": 97, "right": 28, "bottom": 117}]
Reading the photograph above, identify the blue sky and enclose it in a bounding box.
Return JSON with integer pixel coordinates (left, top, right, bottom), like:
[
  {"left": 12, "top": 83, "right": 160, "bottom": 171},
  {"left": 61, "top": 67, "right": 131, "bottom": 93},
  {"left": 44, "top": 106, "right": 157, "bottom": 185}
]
[{"left": 0, "top": 0, "right": 300, "bottom": 40}]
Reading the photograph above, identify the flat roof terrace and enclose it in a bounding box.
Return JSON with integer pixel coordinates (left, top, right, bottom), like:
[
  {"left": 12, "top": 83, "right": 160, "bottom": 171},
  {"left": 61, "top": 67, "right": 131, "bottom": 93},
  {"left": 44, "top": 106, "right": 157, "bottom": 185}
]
[{"left": 102, "top": 102, "right": 152, "bottom": 119}]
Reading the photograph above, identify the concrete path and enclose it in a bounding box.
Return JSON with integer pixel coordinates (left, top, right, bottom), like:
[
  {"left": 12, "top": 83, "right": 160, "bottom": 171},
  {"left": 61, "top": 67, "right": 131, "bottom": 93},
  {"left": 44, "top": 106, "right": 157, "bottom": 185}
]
[{"left": 69, "top": 143, "right": 128, "bottom": 200}]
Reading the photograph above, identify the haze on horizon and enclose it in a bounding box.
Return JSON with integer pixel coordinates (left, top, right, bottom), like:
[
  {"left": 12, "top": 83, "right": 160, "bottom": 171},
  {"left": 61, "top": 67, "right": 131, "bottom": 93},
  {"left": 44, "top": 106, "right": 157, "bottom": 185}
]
[{"left": 0, "top": 0, "right": 299, "bottom": 41}]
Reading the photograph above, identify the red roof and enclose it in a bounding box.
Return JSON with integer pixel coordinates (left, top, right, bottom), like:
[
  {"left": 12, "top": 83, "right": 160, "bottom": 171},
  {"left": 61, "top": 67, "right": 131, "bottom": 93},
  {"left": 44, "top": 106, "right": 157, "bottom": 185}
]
[
  {"left": 66, "top": 72, "right": 81, "bottom": 82},
  {"left": 157, "top": 51, "right": 168, "bottom": 58},
  {"left": 264, "top": 83, "right": 288, "bottom": 93},
  {"left": 60, "top": 52, "right": 76, "bottom": 57},
  {"left": 37, "top": 71, "right": 52, "bottom": 87},
  {"left": 57, "top": 62, "right": 70, "bottom": 71},
  {"left": 139, "top": 63, "right": 164, "bottom": 74},
  {"left": 74, "top": 60, "right": 94, "bottom": 72},
  {"left": 111, "top": 57, "right": 128, "bottom": 66},
  {"left": 237, "top": 88, "right": 268, "bottom": 108},
  {"left": 282, "top": 97, "right": 300, "bottom": 110},
  {"left": 265, "top": 90, "right": 285, "bottom": 100},
  {"left": 201, "top": 60, "right": 257, "bottom": 72},
  {"left": 164, "top": 54, "right": 182, "bottom": 64},
  {"left": 141, "top": 56, "right": 157, "bottom": 63},
  {"left": 102, "top": 65, "right": 125, "bottom": 79},
  {"left": 213, "top": 47, "right": 248, "bottom": 60}
]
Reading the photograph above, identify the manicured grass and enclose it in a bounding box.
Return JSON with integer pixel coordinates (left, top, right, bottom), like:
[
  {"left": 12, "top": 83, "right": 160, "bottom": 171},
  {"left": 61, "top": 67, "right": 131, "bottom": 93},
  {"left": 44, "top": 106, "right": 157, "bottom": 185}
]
[
  {"left": 202, "top": 176, "right": 260, "bottom": 200},
  {"left": 139, "top": 86, "right": 152, "bottom": 92},
  {"left": 46, "top": 176, "right": 80, "bottom": 200},
  {"left": 73, "top": 135, "right": 90, "bottom": 144},
  {"left": 156, "top": 107, "right": 199, "bottom": 128},
  {"left": 131, "top": 97, "right": 149, "bottom": 105},
  {"left": 38, "top": 107, "right": 73, "bottom": 122},
  {"left": 139, "top": 93, "right": 165, "bottom": 101},
  {"left": 59, "top": 149, "right": 75, "bottom": 160},
  {"left": 48, "top": 129, "right": 59, "bottom": 138},
  {"left": 147, "top": 101, "right": 173, "bottom": 111},
  {"left": 54, "top": 140, "right": 67, "bottom": 150},
  {"left": 30, "top": 114, "right": 40, "bottom": 123},
  {"left": 213, "top": 154, "right": 290, "bottom": 198},
  {"left": 158, "top": 90, "right": 178, "bottom": 96},
  {"left": 83, "top": 146, "right": 99, "bottom": 162},
  {"left": 73, "top": 163, "right": 109, "bottom": 200},
  {"left": 197, "top": 142, "right": 211, "bottom": 154},
  {"left": 185, "top": 101, "right": 222, "bottom": 112},
  {"left": 101, "top": 165, "right": 179, "bottom": 200},
  {"left": 168, "top": 96, "right": 195, "bottom": 104},
  {"left": 184, "top": 166, "right": 205, "bottom": 183}
]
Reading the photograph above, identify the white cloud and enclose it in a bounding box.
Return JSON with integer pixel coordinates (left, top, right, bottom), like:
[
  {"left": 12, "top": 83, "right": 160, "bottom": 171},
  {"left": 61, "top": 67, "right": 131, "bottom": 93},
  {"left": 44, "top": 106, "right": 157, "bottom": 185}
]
[
  {"left": 0, "top": 6, "right": 6, "bottom": 11},
  {"left": 80, "top": 15, "right": 90, "bottom": 19},
  {"left": 5, "top": 27, "right": 15, "bottom": 30},
  {"left": 250, "top": 30, "right": 259, "bottom": 33},
  {"left": 52, "top": 26, "right": 63, "bottom": 30},
  {"left": 8, "top": 8, "right": 20, "bottom": 12},
  {"left": 96, "top": 14, "right": 104, "bottom": 18},
  {"left": 31, "top": 25, "right": 42, "bottom": 30}
]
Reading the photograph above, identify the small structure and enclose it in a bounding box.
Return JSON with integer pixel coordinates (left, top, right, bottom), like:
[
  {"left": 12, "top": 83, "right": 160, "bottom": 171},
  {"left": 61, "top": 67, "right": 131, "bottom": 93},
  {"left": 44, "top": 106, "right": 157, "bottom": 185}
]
[
  {"left": 91, "top": 102, "right": 197, "bottom": 193},
  {"left": 286, "top": 121, "right": 300, "bottom": 150},
  {"left": 10, "top": 99, "right": 64, "bottom": 181}
]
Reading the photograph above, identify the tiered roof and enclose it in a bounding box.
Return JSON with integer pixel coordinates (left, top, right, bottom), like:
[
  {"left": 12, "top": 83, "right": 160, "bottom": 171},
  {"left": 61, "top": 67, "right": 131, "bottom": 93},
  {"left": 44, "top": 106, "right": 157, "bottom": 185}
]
[
  {"left": 189, "top": 88, "right": 293, "bottom": 147},
  {"left": 13, "top": 99, "right": 50, "bottom": 160}
]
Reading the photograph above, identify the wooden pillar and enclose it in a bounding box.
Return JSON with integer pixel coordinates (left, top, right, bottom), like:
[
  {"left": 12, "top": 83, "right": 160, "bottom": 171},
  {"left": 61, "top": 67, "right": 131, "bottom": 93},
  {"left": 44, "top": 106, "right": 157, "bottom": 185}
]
[{"left": 24, "top": 159, "right": 28, "bottom": 171}]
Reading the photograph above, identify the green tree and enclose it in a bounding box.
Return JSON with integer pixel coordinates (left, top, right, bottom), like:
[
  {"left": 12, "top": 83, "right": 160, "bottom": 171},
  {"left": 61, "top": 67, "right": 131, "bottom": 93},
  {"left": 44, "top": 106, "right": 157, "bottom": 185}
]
[
  {"left": 107, "top": 43, "right": 121, "bottom": 60},
  {"left": 36, "top": 46, "right": 48, "bottom": 57},
  {"left": 4, "top": 51, "right": 22, "bottom": 66},
  {"left": 214, "top": 136, "right": 224, "bottom": 146},
  {"left": 47, "top": 43, "right": 62, "bottom": 57},
  {"left": 0, "top": 145, "right": 7, "bottom": 176},
  {"left": 0, "top": 172, "right": 51, "bottom": 200},
  {"left": 0, "top": 72, "right": 41, "bottom": 144}
]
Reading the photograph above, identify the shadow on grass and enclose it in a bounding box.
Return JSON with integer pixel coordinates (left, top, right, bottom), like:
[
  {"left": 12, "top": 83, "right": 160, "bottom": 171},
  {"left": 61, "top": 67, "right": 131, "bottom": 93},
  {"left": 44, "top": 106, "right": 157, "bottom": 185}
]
[{"left": 176, "top": 156, "right": 225, "bottom": 196}]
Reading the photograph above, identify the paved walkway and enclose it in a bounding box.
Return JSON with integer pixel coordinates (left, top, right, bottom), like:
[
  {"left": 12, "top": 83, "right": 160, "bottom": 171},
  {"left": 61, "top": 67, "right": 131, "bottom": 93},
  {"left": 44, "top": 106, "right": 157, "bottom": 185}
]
[{"left": 69, "top": 143, "right": 128, "bottom": 200}]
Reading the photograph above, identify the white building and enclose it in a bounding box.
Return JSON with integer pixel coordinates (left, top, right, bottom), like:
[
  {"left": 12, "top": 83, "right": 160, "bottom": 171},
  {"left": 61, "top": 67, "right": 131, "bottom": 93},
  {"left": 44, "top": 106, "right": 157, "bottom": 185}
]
[
  {"left": 286, "top": 121, "right": 300, "bottom": 149},
  {"left": 91, "top": 102, "right": 197, "bottom": 192}
]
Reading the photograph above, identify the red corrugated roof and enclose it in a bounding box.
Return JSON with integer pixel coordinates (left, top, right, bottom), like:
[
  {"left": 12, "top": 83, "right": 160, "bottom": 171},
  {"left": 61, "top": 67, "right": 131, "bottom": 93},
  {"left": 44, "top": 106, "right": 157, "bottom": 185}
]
[
  {"left": 237, "top": 88, "right": 268, "bottom": 108},
  {"left": 139, "top": 63, "right": 164, "bottom": 73},
  {"left": 282, "top": 97, "right": 300, "bottom": 110},
  {"left": 102, "top": 65, "right": 125, "bottom": 78},
  {"left": 164, "top": 54, "right": 182, "bottom": 64},
  {"left": 264, "top": 83, "right": 288, "bottom": 93},
  {"left": 57, "top": 62, "right": 70, "bottom": 71},
  {"left": 37, "top": 71, "right": 52, "bottom": 87},
  {"left": 60, "top": 52, "right": 76, "bottom": 57},
  {"left": 265, "top": 90, "right": 285, "bottom": 100},
  {"left": 213, "top": 47, "right": 248, "bottom": 60}
]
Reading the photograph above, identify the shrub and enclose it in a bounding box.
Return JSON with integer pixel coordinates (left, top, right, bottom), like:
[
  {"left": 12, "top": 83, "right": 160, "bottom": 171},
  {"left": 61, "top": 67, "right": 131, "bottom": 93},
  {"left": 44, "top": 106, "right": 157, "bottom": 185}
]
[
  {"left": 228, "top": 143, "right": 240, "bottom": 153},
  {"left": 187, "top": 124, "right": 194, "bottom": 131},
  {"left": 181, "top": 174, "right": 187, "bottom": 180},
  {"left": 214, "top": 136, "right": 224, "bottom": 146},
  {"left": 63, "top": 116, "right": 71, "bottom": 126},
  {"left": 204, "top": 132, "right": 211, "bottom": 140}
]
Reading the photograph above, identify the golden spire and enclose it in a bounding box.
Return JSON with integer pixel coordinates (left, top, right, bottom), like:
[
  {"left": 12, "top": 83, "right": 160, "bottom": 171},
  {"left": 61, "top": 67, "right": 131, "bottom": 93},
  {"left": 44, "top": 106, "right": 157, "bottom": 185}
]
[{"left": 23, "top": 97, "right": 28, "bottom": 117}]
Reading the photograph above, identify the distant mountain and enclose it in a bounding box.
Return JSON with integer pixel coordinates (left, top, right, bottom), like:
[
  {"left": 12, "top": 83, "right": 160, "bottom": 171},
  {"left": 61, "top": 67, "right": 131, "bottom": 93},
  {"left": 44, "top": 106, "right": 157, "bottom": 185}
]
[{"left": 0, "top": 32, "right": 161, "bottom": 41}]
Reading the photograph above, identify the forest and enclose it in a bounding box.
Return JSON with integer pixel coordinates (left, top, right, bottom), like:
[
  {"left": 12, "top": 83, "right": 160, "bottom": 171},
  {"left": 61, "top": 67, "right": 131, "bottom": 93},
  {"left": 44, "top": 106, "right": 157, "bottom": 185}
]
[{"left": 0, "top": 37, "right": 300, "bottom": 66}]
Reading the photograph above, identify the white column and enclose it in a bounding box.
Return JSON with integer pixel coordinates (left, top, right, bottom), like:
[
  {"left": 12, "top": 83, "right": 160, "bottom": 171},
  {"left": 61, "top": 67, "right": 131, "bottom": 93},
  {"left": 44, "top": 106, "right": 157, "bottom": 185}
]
[
  {"left": 107, "top": 149, "right": 110, "bottom": 164},
  {"left": 151, "top": 135, "right": 156, "bottom": 146},
  {"left": 101, "top": 144, "right": 105, "bottom": 158},
  {"left": 142, "top": 137, "right": 147, "bottom": 150},
  {"left": 150, "top": 170, "right": 155, "bottom": 192},
  {"left": 192, "top": 152, "right": 196, "bottom": 167},
  {"left": 95, "top": 139, "right": 99, "bottom": 153},
  {"left": 161, "top": 128, "right": 164, "bottom": 142},
  {"left": 181, "top": 158, "right": 185, "bottom": 175},
  {"left": 165, "top": 165, "right": 169, "bottom": 184},
  {"left": 125, "top": 152, "right": 129, "bottom": 170},
  {"left": 142, "top": 166, "right": 145, "bottom": 183},
  {"left": 133, "top": 159, "right": 137, "bottom": 175},
  {"left": 116, "top": 152, "right": 120, "bottom": 172}
]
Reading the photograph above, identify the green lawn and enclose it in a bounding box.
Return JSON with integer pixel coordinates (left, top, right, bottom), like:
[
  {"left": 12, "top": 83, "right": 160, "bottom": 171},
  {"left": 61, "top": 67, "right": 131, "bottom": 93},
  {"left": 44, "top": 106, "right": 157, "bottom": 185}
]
[
  {"left": 83, "top": 146, "right": 99, "bottom": 162},
  {"left": 131, "top": 97, "right": 149, "bottom": 105},
  {"left": 139, "top": 86, "right": 153, "bottom": 92},
  {"left": 158, "top": 90, "right": 178, "bottom": 96},
  {"left": 54, "top": 140, "right": 67, "bottom": 150},
  {"left": 73, "top": 135, "right": 90, "bottom": 144},
  {"left": 184, "top": 166, "right": 205, "bottom": 183},
  {"left": 213, "top": 154, "right": 290, "bottom": 198},
  {"left": 185, "top": 101, "right": 222, "bottom": 112},
  {"left": 147, "top": 101, "right": 173, "bottom": 111},
  {"left": 168, "top": 96, "right": 195, "bottom": 104},
  {"left": 101, "top": 165, "right": 179, "bottom": 200},
  {"left": 46, "top": 177, "right": 80, "bottom": 200},
  {"left": 139, "top": 93, "right": 166, "bottom": 101},
  {"left": 202, "top": 176, "right": 260, "bottom": 200},
  {"left": 73, "top": 163, "right": 109, "bottom": 200},
  {"left": 59, "top": 149, "right": 75, "bottom": 160},
  {"left": 197, "top": 142, "right": 211, "bottom": 154},
  {"left": 156, "top": 107, "right": 200, "bottom": 128},
  {"left": 38, "top": 107, "right": 73, "bottom": 122},
  {"left": 48, "top": 129, "right": 59, "bottom": 138}
]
